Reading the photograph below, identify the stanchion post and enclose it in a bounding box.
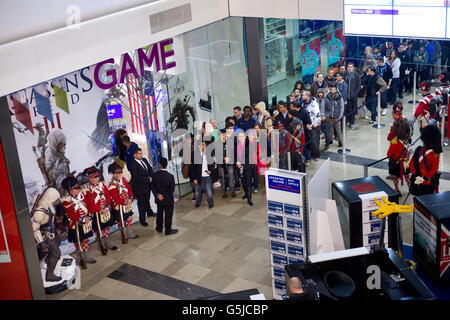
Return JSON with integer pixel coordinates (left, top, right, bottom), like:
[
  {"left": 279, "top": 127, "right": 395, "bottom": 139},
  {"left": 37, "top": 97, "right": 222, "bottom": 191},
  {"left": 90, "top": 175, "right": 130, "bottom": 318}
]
[
  {"left": 409, "top": 71, "right": 418, "bottom": 105},
  {"left": 338, "top": 115, "right": 351, "bottom": 154},
  {"left": 373, "top": 94, "right": 385, "bottom": 129}
]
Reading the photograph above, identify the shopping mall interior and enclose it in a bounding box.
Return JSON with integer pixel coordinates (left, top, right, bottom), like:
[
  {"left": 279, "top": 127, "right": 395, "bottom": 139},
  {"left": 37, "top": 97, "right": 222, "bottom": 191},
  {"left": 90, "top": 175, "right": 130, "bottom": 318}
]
[{"left": 1, "top": 0, "right": 450, "bottom": 302}]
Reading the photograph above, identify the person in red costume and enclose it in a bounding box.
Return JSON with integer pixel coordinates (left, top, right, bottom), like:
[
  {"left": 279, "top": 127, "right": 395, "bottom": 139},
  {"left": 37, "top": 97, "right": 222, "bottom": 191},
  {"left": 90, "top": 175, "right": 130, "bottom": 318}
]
[
  {"left": 83, "top": 166, "right": 118, "bottom": 253},
  {"left": 409, "top": 125, "right": 443, "bottom": 196},
  {"left": 61, "top": 176, "right": 97, "bottom": 265},
  {"left": 414, "top": 80, "right": 436, "bottom": 130},
  {"left": 387, "top": 118, "right": 411, "bottom": 195},
  {"left": 108, "top": 162, "right": 138, "bottom": 240},
  {"left": 387, "top": 101, "right": 404, "bottom": 142}
]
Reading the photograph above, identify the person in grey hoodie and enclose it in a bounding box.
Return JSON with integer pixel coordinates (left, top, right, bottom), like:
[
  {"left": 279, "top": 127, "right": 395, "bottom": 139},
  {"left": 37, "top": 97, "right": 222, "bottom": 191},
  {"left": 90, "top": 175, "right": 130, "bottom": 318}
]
[{"left": 324, "top": 84, "right": 345, "bottom": 150}]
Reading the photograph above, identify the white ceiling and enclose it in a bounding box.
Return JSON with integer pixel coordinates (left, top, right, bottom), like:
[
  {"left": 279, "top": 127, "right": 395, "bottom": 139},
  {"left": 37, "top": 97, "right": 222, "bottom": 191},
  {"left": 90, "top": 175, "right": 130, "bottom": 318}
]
[{"left": 0, "top": 0, "right": 344, "bottom": 97}]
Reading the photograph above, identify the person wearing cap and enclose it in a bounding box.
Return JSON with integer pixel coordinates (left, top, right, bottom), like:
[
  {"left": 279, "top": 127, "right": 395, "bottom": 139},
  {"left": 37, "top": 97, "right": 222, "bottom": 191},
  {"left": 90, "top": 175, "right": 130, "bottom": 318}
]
[
  {"left": 414, "top": 80, "right": 436, "bottom": 130},
  {"left": 151, "top": 158, "right": 178, "bottom": 235},
  {"left": 361, "top": 53, "right": 377, "bottom": 73},
  {"left": 435, "top": 72, "right": 450, "bottom": 97},
  {"left": 108, "top": 162, "right": 138, "bottom": 240},
  {"left": 272, "top": 120, "right": 291, "bottom": 170},
  {"left": 61, "top": 176, "right": 97, "bottom": 265},
  {"left": 387, "top": 101, "right": 405, "bottom": 141},
  {"left": 83, "top": 166, "right": 118, "bottom": 253},
  {"left": 387, "top": 118, "right": 412, "bottom": 195}
]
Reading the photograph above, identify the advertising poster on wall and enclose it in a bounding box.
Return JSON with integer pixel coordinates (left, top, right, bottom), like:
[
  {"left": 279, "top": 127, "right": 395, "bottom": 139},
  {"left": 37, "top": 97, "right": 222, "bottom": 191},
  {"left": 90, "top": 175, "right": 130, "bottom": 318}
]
[
  {"left": 327, "top": 28, "right": 346, "bottom": 67},
  {"left": 440, "top": 223, "right": 450, "bottom": 281},
  {"left": 300, "top": 38, "right": 321, "bottom": 85},
  {"left": 414, "top": 208, "right": 438, "bottom": 265},
  {"left": 6, "top": 66, "right": 116, "bottom": 256}
]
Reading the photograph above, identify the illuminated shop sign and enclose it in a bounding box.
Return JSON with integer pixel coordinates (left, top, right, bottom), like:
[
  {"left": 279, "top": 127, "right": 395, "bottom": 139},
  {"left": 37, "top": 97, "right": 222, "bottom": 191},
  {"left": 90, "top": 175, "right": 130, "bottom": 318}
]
[{"left": 93, "top": 38, "right": 176, "bottom": 90}]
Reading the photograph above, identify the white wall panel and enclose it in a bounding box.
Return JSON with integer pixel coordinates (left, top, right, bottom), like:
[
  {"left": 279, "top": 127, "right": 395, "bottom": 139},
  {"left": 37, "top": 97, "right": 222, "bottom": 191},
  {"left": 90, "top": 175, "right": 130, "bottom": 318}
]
[
  {"left": 0, "top": 0, "right": 229, "bottom": 96},
  {"left": 229, "top": 0, "right": 300, "bottom": 19},
  {"left": 299, "top": 0, "right": 343, "bottom": 21},
  {"left": 0, "top": 40, "right": 42, "bottom": 96}
]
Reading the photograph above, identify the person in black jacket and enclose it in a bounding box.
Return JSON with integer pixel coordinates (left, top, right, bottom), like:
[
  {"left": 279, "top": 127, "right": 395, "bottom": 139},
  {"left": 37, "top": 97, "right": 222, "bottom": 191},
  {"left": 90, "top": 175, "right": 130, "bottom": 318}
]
[
  {"left": 376, "top": 57, "right": 393, "bottom": 115},
  {"left": 151, "top": 158, "right": 177, "bottom": 235},
  {"left": 275, "top": 101, "right": 290, "bottom": 128},
  {"left": 127, "top": 148, "right": 155, "bottom": 226},
  {"left": 193, "top": 140, "right": 215, "bottom": 208},
  {"left": 343, "top": 62, "right": 361, "bottom": 129}
]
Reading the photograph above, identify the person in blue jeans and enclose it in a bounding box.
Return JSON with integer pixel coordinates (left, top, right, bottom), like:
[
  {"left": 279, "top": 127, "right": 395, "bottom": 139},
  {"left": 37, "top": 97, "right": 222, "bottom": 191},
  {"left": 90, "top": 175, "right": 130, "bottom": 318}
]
[{"left": 193, "top": 141, "right": 215, "bottom": 209}]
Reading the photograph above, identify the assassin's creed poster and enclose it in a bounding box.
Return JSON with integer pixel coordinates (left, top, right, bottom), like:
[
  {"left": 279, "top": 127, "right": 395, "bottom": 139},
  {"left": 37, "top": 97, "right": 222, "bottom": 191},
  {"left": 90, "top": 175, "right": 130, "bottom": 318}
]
[{"left": 6, "top": 65, "right": 134, "bottom": 256}]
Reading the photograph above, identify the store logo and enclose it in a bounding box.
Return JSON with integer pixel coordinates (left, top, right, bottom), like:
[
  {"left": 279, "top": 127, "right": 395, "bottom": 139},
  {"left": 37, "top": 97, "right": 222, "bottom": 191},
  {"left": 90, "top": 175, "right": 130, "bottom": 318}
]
[
  {"left": 366, "top": 265, "right": 381, "bottom": 290},
  {"left": 93, "top": 39, "right": 176, "bottom": 90},
  {"left": 66, "top": 5, "right": 81, "bottom": 30}
]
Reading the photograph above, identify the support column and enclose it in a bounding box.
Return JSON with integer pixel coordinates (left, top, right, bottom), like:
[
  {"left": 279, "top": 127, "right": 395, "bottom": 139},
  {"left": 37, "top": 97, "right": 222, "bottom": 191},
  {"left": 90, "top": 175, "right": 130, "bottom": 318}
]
[
  {"left": 244, "top": 17, "right": 268, "bottom": 106},
  {"left": 0, "top": 96, "right": 46, "bottom": 299}
]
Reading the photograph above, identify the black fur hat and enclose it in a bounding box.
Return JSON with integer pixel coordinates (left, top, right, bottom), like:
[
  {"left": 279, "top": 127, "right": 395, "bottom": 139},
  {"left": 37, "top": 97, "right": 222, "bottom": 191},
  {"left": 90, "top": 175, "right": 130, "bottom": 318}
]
[
  {"left": 108, "top": 161, "right": 122, "bottom": 174},
  {"left": 61, "top": 176, "right": 80, "bottom": 191},
  {"left": 83, "top": 166, "right": 100, "bottom": 178},
  {"left": 421, "top": 125, "right": 443, "bottom": 154}
]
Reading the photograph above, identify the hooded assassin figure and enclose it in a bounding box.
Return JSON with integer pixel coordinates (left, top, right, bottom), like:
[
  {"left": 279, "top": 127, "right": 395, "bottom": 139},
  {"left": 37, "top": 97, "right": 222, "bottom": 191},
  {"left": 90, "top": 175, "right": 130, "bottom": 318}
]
[
  {"left": 44, "top": 129, "right": 70, "bottom": 193},
  {"left": 31, "top": 188, "right": 62, "bottom": 282},
  {"left": 409, "top": 125, "right": 443, "bottom": 196}
]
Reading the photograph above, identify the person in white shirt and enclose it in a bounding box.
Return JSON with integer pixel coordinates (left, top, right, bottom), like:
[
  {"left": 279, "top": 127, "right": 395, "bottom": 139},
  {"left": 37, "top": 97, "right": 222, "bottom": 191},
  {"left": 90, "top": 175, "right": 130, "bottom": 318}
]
[{"left": 388, "top": 50, "right": 401, "bottom": 105}]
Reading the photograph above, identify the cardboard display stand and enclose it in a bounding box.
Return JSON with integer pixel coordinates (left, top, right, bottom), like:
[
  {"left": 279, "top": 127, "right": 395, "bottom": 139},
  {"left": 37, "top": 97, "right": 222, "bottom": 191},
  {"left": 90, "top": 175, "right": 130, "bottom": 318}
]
[
  {"left": 265, "top": 168, "right": 308, "bottom": 300},
  {"left": 414, "top": 191, "right": 450, "bottom": 285},
  {"left": 331, "top": 176, "right": 399, "bottom": 250}
]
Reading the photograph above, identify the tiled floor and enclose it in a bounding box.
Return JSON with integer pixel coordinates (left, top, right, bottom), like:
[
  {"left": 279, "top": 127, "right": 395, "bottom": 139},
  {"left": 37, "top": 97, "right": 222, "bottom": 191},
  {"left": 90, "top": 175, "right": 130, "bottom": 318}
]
[{"left": 48, "top": 90, "right": 450, "bottom": 300}]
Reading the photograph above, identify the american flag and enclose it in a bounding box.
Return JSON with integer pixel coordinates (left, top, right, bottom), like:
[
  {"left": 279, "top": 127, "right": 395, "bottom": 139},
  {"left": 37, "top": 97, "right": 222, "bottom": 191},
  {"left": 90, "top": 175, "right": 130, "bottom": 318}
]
[{"left": 126, "top": 76, "right": 158, "bottom": 136}]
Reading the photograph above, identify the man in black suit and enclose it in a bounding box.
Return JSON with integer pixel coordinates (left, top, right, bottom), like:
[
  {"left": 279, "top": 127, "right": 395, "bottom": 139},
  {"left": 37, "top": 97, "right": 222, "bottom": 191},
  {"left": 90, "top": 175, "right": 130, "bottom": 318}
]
[
  {"left": 127, "top": 147, "right": 155, "bottom": 226},
  {"left": 151, "top": 158, "right": 178, "bottom": 235}
]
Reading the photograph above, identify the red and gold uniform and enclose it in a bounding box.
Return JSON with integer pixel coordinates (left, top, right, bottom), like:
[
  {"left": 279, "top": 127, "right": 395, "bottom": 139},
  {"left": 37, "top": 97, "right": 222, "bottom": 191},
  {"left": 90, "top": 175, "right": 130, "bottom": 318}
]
[
  {"left": 414, "top": 92, "right": 436, "bottom": 130},
  {"left": 62, "top": 190, "right": 95, "bottom": 251},
  {"left": 109, "top": 177, "right": 134, "bottom": 227},
  {"left": 87, "top": 180, "right": 114, "bottom": 238},
  {"left": 387, "top": 137, "right": 410, "bottom": 192},
  {"left": 409, "top": 147, "right": 440, "bottom": 195}
]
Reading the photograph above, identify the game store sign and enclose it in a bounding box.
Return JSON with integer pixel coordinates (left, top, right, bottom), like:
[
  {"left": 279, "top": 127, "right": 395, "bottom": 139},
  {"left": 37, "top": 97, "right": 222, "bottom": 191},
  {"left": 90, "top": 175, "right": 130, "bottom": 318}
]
[{"left": 93, "top": 38, "right": 177, "bottom": 90}]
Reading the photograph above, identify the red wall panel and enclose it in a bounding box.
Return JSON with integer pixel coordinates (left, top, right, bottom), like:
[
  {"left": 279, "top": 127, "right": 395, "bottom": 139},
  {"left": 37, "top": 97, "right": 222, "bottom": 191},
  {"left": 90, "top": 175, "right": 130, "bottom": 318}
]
[{"left": 0, "top": 138, "right": 32, "bottom": 299}]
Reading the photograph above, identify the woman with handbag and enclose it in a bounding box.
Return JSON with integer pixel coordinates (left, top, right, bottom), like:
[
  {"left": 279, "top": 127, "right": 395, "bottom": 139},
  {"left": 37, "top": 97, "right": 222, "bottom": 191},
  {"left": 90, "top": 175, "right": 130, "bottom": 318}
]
[{"left": 386, "top": 118, "right": 411, "bottom": 195}]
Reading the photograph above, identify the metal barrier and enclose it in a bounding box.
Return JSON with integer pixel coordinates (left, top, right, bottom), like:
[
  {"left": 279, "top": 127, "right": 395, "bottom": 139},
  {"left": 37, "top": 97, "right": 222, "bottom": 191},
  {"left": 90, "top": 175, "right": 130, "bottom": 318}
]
[
  {"left": 373, "top": 94, "right": 385, "bottom": 129},
  {"left": 338, "top": 115, "right": 351, "bottom": 154},
  {"left": 363, "top": 156, "right": 388, "bottom": 177}
]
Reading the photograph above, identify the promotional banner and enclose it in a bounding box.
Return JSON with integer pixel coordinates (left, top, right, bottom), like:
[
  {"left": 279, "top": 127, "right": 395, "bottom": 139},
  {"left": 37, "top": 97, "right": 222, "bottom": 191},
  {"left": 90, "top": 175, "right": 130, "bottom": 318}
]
[
  {"left": 327, "top": 28, "right": 346, "bottom": 66},
  {"left": 7, "top": 66, "right": 114, "bottom": 256},
  {"left": 300, "top": 38, "right": 321, "bottom": 80}
]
